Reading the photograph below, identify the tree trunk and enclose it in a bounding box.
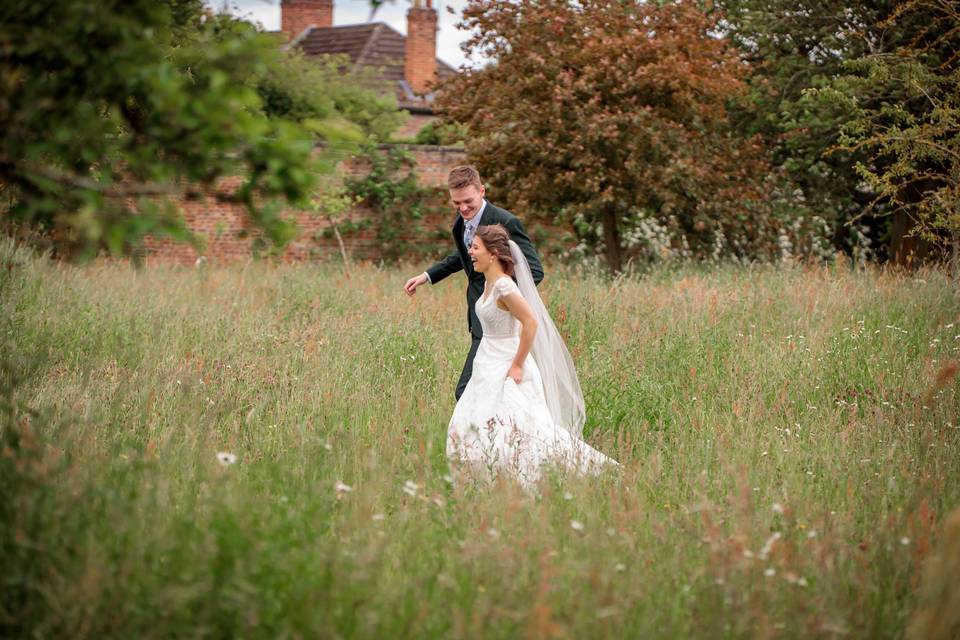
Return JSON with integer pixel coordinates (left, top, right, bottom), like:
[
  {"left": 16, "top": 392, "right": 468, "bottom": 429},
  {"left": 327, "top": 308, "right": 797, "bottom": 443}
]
[
  {"left": 888, "top": 209, "right": 931, "bottom": 268},
  {"left": 326, "top": 216, "right": 351, "bottom": 278},
  {"left": 602, "top": 206, "right": 623, "bottom": 274}
]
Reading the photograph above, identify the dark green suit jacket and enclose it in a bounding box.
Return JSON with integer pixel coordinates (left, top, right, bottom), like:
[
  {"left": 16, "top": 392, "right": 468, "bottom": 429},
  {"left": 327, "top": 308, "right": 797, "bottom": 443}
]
[{"left": 427, "top": 202, "right": 544, "bottom": 338}]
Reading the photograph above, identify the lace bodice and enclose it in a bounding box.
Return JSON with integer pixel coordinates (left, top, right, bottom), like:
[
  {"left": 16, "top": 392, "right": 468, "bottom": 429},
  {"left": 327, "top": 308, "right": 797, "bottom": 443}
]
[{"left": 476, "top": 276, "right": 521, "bottom": 338}]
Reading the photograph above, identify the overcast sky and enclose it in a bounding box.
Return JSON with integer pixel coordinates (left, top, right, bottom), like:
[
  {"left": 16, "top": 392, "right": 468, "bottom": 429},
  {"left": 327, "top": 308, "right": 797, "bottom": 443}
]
[{"left": 205, "top": 0, "right": 483, "bottom": 69}]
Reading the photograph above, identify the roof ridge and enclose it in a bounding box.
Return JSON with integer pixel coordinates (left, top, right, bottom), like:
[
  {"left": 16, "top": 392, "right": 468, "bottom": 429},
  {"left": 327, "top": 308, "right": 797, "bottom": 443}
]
[
  {"left": 354, "top": 22, "right": 388, "bottom": 71},
  {"left": 331, "top": 21, "right": 395, "bottom": 32},
  {"left": 370, "top": 21, "right": 406, "bottom": 39},
  {"left": 327, "top": 23, "right": 377, "bottom": 29},
  {"left": 283, "top": 25, "right": 314, "bottom": 51}
]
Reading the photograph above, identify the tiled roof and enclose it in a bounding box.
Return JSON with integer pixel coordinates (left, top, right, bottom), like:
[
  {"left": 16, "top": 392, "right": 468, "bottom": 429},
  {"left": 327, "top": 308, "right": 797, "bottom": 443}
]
[{"left": 295, "top": 23, "right": 456, "bottom": 109}]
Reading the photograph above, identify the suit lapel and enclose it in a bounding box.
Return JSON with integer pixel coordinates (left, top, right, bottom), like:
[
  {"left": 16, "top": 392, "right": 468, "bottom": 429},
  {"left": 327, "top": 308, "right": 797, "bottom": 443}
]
[{"left": 476, "top": 203, "right": 494, "bottom": 227}]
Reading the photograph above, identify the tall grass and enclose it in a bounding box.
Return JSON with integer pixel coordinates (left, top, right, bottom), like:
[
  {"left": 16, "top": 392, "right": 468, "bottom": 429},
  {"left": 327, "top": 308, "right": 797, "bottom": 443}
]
[{"left": 2, "top": 239, "right": 959, "bottom": 638}]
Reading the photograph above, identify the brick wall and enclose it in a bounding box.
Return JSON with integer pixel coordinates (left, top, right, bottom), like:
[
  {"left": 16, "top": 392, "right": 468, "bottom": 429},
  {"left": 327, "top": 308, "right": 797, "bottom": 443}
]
[{"left": 141, "top": 144, "right": 467, "bottom": 264}]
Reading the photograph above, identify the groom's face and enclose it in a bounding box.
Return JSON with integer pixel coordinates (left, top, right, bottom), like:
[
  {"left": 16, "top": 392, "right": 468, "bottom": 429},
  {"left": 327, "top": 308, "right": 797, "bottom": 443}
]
[{"left": 450, "top": 184, "right": 485, "bottom": 221}]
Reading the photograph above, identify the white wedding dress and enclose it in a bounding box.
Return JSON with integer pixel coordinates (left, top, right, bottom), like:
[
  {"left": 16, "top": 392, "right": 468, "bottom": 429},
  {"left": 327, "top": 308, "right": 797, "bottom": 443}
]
[{"left": 446, "top": 273, "right": 618, "bottom": 488}]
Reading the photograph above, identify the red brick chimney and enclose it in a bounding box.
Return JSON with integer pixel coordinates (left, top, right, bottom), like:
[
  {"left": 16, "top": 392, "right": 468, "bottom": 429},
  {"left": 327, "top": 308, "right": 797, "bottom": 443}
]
[
  {"left": 405, "top": 0, "right": 437, "bottom": 95},
  {"left": 281, "top": 0, "right": 333, "bottom": 39}
]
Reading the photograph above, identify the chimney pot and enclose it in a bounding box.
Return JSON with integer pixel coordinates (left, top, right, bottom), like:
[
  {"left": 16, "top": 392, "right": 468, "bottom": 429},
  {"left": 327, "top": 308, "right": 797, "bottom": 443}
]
[{"left": 281, "top": 0, "right": 333, "bottom": 39}]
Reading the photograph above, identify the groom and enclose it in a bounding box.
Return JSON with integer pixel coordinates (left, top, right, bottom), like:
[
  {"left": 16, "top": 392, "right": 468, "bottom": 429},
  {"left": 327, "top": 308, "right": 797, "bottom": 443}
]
[{"left": 404, "top": 165, "right": 543, "bottom": 400}]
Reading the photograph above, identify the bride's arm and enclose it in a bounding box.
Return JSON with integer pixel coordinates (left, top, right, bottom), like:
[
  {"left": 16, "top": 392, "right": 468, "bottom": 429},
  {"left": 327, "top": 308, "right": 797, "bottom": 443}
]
[{"left": 500, "top": 292, "right": 538, "bottom": 383}]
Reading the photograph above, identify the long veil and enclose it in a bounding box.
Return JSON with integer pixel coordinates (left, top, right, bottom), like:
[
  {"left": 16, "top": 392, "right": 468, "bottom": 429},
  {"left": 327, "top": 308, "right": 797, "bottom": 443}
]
[{"left": 508, "top": 240, "right": 586, "bottom": 436}]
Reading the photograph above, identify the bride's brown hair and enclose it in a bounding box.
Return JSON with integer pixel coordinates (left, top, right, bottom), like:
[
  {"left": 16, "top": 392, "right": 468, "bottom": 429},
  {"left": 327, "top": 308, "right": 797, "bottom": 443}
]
[{"left": 475, "top": 224, "right": 515, "bottom": 277}]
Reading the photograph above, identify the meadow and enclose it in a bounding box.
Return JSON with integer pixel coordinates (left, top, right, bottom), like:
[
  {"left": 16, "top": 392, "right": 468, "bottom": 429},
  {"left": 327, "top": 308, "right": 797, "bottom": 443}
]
[{"left": 3, "top": 238, "right": 960, "bottom": 639}]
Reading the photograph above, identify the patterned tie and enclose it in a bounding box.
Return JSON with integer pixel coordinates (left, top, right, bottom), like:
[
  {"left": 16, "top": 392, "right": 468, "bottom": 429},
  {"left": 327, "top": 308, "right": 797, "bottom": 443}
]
[{"left": 464, "top": 220, "right": 475, "bottom": 249}]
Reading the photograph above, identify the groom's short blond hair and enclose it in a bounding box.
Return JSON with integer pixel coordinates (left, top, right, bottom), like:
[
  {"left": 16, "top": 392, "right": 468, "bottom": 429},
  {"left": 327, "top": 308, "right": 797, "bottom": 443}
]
[{"left": 448, "top": 165, "right": 483, "bottom": 191}]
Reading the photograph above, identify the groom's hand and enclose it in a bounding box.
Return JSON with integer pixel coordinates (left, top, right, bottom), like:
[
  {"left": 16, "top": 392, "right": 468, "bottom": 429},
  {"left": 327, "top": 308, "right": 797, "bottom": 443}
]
[{"left": 404, "top": 273, "right": 429, "bottom": 296}]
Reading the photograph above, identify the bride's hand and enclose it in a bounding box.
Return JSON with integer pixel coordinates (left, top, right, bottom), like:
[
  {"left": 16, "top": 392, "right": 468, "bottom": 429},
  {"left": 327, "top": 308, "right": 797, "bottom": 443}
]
[{"left": 506, "top": 365, "right": 523, "bottom": 384}]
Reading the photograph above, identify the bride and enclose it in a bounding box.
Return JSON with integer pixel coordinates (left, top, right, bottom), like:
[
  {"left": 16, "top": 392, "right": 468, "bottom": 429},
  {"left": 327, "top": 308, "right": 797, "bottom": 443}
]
[{"left": 446, "top": 224, "right": 618, "bottom": 487}]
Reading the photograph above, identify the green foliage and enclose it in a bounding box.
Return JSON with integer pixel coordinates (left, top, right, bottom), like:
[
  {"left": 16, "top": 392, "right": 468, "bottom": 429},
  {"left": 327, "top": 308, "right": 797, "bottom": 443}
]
[
  {"left": 413, "top": 120, "right": 467, "bottom": 147},
  {"left": 3, "top": 241, "right": 960, "bottom": 636},
  {"left": 816, "top": 0, "right": 960, "bottom": 249},
  {"left": 714, "top": 0, "right": 958, "bottom": 260},
  {"left": 713, "top": 0, "right": 887, "bottom": 222},
  {"left": 343, "top": 145, "right": 447, "bottom": 262},
  {"left": 0, "top": 0, "right": 402, "bottom": 261},
  {"left": 255, "top": 50, "right": 407, "bottom": 144}
]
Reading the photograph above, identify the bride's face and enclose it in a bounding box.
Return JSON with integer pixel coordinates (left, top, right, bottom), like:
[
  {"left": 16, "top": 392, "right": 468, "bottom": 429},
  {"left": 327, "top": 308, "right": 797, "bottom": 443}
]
[{"left": 468, "top": 237, "right": 496, "bottom": 273}]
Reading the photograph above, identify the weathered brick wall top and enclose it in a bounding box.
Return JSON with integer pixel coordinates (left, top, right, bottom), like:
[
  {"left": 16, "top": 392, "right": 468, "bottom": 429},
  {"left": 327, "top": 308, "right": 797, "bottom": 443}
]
[
  {"left": 394, "top": 114, "right": 438, "bottom": 142},
  {"left": 142, "top": 144, "right": 467, "bottom": 265}
]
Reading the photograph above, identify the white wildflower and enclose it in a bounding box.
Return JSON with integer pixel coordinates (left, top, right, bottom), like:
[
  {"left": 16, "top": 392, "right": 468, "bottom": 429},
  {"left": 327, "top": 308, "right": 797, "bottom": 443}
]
[
  {"left": 764, "top": 568, "right": 776, "bottom": 577},
  {"left": 772, "top": 502, "right": 785, "bottom": 515},
  {"left": 402, "top": 480, "right": 419, "bottom": 497},
  {"left": 900, "top": 537, "right": 910, "bottom": 546},
  {"left": 334, "top": 480, "right": 352, "bottom": 495},
  {"left": 216, "top": 451, "right": 238, "bottom": 466},
  {"left": 372, "top": 513, "right": 385, "bottom": 521},
  {"left": 570, "top": 520, "right": 585, "bottom": 532},
  {"left": 760, "top": 532, "right": 782, "bottom": 559},
  {"left": 563, "top": 492, "right": 574, "bottom": 501}
]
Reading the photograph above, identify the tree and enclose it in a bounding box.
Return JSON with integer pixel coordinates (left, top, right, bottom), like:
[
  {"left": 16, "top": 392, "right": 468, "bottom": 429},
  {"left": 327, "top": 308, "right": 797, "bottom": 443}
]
[
  {"left": 255, "top": 49, "right": 407, "bottom": 144},
  {"left": 713, "top": 0, "right": 953, "bottom": 261},
  {"left": 0, "top": 0, "right": 398, "bottom": 259},
  {"left": 817, "top": 0, "right": 960, "bottom": 264},
  {"left": 436, "top": 0, "right": 774, "bottom": 273}
]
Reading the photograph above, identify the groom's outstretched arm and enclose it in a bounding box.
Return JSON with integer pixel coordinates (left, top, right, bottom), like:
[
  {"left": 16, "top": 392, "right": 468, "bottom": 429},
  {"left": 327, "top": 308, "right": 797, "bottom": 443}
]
[
  {"left": 425, "top": 252, "right": 464, "bottom": 285},
  {"left": 404, "top": 252, "right": 462, "bottom": 296},
  {"left": 504, "top": 217, "right": 544, "bottom": 285}
]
